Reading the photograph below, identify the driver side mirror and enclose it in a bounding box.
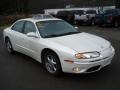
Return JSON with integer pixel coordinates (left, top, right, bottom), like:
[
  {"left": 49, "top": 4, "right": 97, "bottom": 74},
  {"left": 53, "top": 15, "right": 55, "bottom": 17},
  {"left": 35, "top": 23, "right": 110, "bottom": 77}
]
[{"left": 27, "top": 32, "right": 39, "bottom": 38}]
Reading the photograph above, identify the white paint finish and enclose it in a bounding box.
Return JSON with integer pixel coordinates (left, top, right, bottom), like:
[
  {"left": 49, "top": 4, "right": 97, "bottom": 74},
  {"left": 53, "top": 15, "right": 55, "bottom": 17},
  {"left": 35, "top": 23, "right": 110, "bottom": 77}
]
[
  {"left": 3, "top": 18, "right": 115, "bottom": 74},
  {"left": 48, "top": 32, "right": 110, "bottom": 52}
]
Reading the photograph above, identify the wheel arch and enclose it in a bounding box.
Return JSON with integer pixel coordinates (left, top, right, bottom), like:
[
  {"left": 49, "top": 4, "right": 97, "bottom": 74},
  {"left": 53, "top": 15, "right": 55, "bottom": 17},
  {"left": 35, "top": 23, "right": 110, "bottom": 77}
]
[
  {"left": 4, "top": 36, "right": 10, "bottom": 43},
  {"left": 41, "top": 48, "right": 61, "bottom": 64}
]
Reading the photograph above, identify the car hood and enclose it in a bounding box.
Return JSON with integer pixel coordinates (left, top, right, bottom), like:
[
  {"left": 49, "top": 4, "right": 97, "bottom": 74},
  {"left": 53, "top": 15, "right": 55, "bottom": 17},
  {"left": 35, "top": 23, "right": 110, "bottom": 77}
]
[{"left": 47, "top": 32, "right": 110, "bottom": 53}]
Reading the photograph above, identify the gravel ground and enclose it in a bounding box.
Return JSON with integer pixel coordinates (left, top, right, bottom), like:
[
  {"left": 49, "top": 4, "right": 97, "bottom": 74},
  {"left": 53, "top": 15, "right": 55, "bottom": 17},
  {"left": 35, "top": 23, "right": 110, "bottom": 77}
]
[{"left": 0, "top": 26, "right": 120, "bottom": 90}]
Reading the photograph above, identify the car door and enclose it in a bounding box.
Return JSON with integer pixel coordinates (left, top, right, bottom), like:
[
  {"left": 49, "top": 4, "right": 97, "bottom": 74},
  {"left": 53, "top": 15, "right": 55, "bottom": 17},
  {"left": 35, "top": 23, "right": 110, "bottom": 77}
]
[
  {"left": 118, "top": 10, "right": 120, "bottom": 26},
  {"left": 11, "top": 20, "right": 26, "bottom": 52},
  {"left": 22, "top": 21, "right": 40, "bottom": 58},
  {"left": 75, "top": 10, "right": 87, "bottom": 21}
]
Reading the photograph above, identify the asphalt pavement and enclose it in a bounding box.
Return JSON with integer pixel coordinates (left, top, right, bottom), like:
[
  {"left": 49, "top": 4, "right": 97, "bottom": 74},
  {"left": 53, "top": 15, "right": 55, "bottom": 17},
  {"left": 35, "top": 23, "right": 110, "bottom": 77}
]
[{"left": 0, "top": 26, "right": 120, "bottom": 90}]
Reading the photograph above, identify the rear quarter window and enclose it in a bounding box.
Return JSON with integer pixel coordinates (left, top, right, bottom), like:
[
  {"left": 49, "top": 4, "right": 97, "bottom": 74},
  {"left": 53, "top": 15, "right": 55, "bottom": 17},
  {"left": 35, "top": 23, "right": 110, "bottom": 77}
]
[{"left": 11, "top": 21, "right": 25, "bottom": 33}]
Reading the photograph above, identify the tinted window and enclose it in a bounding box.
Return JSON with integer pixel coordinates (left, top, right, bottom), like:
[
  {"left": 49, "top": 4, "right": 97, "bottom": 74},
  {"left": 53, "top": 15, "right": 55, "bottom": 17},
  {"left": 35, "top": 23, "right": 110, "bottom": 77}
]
[
  {"left": 86, "top": 10, "right": 97, "bottom": 14},
  {"left": 24, "top": 21, "right": 36, "bottom": 34},
  {"left": 12, "top": 21, "right": 24, "bottom": 33},
  {"left": 71, "top": 10, "right": 84, "bottom": 15},
  {"left": 36, "top": 20, "right": 80, "bottom": 38},
  {"left": 57, "top": 11, "right": 65, "bottom": 14},
  {"left": 104, "top": 9, "right": 118, "bottom": 14},
  {"left": 57, "top": 11, "right": 68, "bottom": 15},
  {"left": 117, "top": 9, "right": 120, "bottom": 14}
]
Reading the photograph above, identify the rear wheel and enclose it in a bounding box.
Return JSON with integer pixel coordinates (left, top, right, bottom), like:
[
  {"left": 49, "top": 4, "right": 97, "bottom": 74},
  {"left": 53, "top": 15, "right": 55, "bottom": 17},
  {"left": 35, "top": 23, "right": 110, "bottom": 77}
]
[
  {"left": 43, "top": 51, "right": 62, "bottom": 75},
  {"left": 5, "top": 39, "right": 14, "bottom": 53}
]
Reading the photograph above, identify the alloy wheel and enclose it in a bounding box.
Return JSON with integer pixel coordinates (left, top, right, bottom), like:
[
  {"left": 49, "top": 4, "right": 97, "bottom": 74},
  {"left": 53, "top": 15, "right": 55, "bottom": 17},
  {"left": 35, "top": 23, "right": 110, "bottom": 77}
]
[{"left": 45, "top": 55, "right": 57, "bottom": 73}]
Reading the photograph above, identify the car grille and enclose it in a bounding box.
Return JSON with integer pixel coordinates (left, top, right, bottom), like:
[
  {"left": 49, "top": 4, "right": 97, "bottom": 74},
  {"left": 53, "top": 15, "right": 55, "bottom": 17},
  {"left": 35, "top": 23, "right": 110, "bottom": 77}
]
[{"left": 90, "top": 56, "right": 109, "bottom": 62}]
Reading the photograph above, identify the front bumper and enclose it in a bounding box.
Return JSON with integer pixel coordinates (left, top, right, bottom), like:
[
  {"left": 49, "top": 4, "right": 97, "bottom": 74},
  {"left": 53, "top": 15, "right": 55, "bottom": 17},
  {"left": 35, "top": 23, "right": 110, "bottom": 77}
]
[
  {"left": 95, "top": 18, "right": 113, "bottom": 26},
  {"left": 62, "top": 53, "right": 114, "bottom": 74}
]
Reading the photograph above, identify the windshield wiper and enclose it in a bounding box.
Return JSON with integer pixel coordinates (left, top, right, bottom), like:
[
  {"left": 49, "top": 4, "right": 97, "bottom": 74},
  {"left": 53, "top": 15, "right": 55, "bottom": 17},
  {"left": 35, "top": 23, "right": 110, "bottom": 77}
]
[
  {"left": 60, "top": 31, "right": 80, "bottom": 36},
  {"left": 44, "top": 34, "right": 61, "bottom": 38},
  {"left": 44, "top": 32, "right": 80, "bottom": 38}
]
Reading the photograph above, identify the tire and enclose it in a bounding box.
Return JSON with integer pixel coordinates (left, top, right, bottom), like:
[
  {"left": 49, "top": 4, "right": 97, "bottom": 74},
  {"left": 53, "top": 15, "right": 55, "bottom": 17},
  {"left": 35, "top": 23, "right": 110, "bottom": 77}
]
[
  {"left": 43, "top": 51, "right": 62, "bottom": 75},
  {"left": 114, "top": 21, "right": 119, "bottom": 28},
  {"left": 91, "top": 19, "right": 95, "bottom": 26},
  {"left": 5, "top": 39, "right": 14, "bottom": 53},
  {"left": 98, "top": 23, "right": 103, "bottom": 27}
]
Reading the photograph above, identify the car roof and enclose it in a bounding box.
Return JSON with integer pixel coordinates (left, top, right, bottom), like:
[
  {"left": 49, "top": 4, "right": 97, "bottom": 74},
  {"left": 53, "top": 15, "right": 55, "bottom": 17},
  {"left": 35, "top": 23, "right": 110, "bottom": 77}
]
[{"left": 18, "top": 17, "right": 61, "bottom": 23}]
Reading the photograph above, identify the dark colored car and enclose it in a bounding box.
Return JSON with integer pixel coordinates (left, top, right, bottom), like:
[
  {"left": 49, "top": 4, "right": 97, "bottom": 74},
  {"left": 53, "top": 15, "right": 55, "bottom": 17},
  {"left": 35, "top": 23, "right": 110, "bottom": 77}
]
[
  {"left": 56, "top": 11, "right": 74, "bottom": 25},
  {"left": 95, "top": 9, "right": 120, "bottom": 27}
]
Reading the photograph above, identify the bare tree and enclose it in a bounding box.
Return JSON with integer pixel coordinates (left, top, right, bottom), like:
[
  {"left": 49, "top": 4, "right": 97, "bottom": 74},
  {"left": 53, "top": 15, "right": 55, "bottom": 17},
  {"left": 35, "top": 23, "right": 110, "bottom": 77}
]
[{"left": 115, "top": 0, "right": 120, "bottom": 8}]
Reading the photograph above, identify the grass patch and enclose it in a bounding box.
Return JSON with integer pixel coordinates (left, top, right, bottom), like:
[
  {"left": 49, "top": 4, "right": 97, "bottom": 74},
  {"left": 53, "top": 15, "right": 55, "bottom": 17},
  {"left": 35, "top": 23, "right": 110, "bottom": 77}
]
[{"left": 0, "top": 25, "right": 10, "bottom": 30}]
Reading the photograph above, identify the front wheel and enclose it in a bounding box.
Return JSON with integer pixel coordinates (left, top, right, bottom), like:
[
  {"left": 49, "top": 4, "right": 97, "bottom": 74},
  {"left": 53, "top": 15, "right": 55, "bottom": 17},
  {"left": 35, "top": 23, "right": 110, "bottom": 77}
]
[{"left": 43, "top": 51, "right": 62, "bottom": 75}]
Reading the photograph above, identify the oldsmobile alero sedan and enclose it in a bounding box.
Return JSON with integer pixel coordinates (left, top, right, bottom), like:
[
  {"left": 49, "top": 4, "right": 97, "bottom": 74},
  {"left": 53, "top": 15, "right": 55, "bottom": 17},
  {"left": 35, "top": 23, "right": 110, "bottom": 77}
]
[{"left": 3, "top": 16, "right": 115, "bottom": 75}]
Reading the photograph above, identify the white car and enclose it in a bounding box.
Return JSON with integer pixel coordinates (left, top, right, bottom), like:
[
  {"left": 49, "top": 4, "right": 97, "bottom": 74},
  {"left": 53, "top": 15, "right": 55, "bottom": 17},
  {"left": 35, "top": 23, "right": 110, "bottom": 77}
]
[
  {"left": 3, "top": 15, "right": 115, "bottom": 75},
  {"left": 74, "top": 10, "right": 88, "bottom": 24},
  {"left": 74, "top": 9, "right": 97, "bottom": 25}
]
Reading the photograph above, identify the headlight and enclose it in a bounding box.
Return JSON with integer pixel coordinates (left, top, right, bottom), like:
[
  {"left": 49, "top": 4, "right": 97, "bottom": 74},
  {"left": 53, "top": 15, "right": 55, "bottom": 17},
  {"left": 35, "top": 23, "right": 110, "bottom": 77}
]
[{"left": 75, "top": 51, "right": 100, "bottom": 59}]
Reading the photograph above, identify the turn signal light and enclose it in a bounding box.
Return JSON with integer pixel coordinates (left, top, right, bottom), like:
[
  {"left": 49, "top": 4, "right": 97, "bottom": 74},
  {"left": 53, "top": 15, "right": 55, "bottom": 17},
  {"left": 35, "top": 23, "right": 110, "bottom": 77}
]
[{"left": 64, "top": 60, "right": 74, "bottom": 63}]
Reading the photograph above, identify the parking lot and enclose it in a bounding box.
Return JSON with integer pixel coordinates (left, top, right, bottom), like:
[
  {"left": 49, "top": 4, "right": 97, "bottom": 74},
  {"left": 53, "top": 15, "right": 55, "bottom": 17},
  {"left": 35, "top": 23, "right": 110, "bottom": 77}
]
[{"left": 0, "top": 26, "right": 120, "bottom": 90}]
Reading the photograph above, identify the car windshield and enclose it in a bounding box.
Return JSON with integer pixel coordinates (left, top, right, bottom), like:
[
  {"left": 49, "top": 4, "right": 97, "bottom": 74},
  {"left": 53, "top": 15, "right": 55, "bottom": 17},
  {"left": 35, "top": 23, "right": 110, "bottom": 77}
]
[
  {"left": 36, "top": 20, "right": 80, "bottom": 38},
  {"left": 103, "top": 9, "right": 118, "bottom": 14},
  {"left": 71, "top": 10, "right": 84, "bottom": 15},
  {"left": 86, "top": 10, "right": 97, "bottom": 14}
]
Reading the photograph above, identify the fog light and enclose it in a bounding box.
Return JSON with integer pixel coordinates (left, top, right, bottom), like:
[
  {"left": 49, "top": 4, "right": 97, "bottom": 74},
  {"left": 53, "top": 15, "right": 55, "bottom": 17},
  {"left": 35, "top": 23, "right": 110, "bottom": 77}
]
[{"left": 73, "top": 67, "right": 81, "bottom": 73}]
